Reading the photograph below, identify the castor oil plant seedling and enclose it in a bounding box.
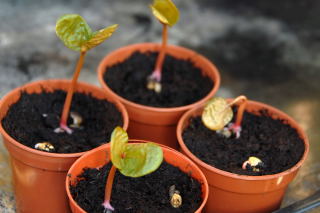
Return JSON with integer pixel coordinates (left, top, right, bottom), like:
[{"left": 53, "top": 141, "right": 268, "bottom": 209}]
[
  {"left": 55, "top": 14, "right": 117, "bottom": 134},
  {"left": 201, "top": 96, "right": 265, "bottom": 172},
  {"left": 103, "top": 127, "right": 163, "bottom": 213},
  {"left": 147, "top": 0, "right": 179, "bottom": 93}
]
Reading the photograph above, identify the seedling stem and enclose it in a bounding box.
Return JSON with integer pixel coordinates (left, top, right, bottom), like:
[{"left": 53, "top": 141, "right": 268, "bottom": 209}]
[
  {"left": 58, "top": 51, "right": 87, "bottom": 133},
  {"left": 150, "top": 24, "right": 168, "bottom": 82},
  {"left": 103, "top": 165, "right": 117, "bottom": 212},
  {"left": 102, "top": 127, "right": 163, "bottom": 212},
  {"left": 227, "top": 95, "right": 247, "bottom": 138}
]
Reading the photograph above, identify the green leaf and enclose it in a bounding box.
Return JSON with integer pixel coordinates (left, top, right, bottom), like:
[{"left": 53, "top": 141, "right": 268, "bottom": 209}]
[
  {"left": 110, "top": 127, "right": 163, "bottom": 178},
  {"left": 120, "top": 143, "right": 163, "bottom": 177},
  {"left": 110, "top": 126, "right": 128, "bottom": 169},
  {"left": 56, "top": 14, "right": 92, "bottom": 51},
  {"left": 82, "top": 24, "right": 118, "bottom": 51}
]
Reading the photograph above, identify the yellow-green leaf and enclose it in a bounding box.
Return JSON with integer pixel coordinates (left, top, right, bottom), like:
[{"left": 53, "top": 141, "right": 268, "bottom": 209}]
[
  {"left": 110, "top": 127, "right": 163, "bottom": 177},
  {"left": 120, "top": 143, "right": 163, "bottom": 177},
  {"left": 202, "top": 97, "right": 234, "bottom": 130},
  {"left": 82, "top": 24, "right": 118, "bottom": 51},
  {"left": 110, "top": 126, "right": 128, "bottom": 169},
  {"left": 150, "top": 0, "right": 179, "bottom": 27},
  {"left": 55, "top": 14, "right": 92, "bottom": 51}
]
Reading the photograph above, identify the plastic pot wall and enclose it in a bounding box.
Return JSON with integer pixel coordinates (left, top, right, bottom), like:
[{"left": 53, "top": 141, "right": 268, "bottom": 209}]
[
  {"left": 97, "top": 43, "right": 220, "bottom": 149},
  {"left": 0, "top": 80, "right": 129, "bottom": 213},
  {"left": 177, "top": 100, "right": 309, "bottom": 213}
]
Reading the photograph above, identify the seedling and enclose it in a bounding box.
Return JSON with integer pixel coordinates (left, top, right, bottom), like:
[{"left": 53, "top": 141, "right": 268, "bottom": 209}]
[
  {"left": 202, "top": 96, "right": 266, "bottom": 173},
  {"left": 103, "top": 127, "right": 163, "bottom": 212},
  {"left": 202, "top": 95, "right": 247, "bottom": 138},
  {"left": 147, "top": 0, "right": 179, "bottom": 93},
  {"left": 55, "top": 14, "right": 117, "bottom": 134}
]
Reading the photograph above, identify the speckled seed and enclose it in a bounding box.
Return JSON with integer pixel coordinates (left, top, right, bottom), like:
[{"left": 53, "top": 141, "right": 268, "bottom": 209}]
[
  {"left": 34, "top": 142, "right": 55, "bottom": 152},
  {"left": 242, "top": 156, "right": 264, "bottom": 172},
  {"left": 169, "top": 185, "right": 182, "bottom": 208},
  {"left": 248, "top": 156, "right": 263, "bottom": 167},
  {"left": 170, "top": 193, "right": 182, "bottom": 208}
]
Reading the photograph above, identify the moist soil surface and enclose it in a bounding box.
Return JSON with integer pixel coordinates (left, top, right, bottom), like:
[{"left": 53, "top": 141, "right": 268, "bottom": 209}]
[
  {"left": 70, "top": 162, "right": 203, "bottom": 213},
  {"left": 2, "top": 90, "right": 123, "bottom": 153},
  {"left": 182, "top": 109, "right": 305, "bottom": 176},
  {"left": 103, "top": 51, "right": 214, "bottom": 108}
]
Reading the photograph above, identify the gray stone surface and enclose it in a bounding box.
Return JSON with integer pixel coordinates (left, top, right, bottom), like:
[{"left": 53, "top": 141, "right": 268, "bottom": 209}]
[{"left": 0, "top": 0, "right": 320, "bottom": 212}]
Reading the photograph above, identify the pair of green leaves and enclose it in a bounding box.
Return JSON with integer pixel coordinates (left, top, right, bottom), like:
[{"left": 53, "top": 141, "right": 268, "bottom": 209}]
[
  {"left": 110, "top": 127, "right": 163, "bottom": 178},
  {"left": 56, "top": 14, "right": 117, "bottom": 52},
  {"left": 56, "top": 0, "right": 179, "bottom": 52}
]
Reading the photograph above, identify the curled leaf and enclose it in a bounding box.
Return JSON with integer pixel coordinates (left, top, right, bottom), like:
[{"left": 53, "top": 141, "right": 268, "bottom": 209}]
[
  {"left": 202, "top": 97, "right": 233, "bottom": 130},
  {"left": 82, "top": 24, "right": 118, "bottom": 51},
  {"left": 110, "top": 127, "right": 163, "bottom": 177},
  {"left": 110, "top": 126, "right": 129, "bottom": 169},
  {"left": 150, "top": 0, "right": 179, "bottom": 27},
  {"left": 56, "top": 14, "right": 92, "bottom": 51}
]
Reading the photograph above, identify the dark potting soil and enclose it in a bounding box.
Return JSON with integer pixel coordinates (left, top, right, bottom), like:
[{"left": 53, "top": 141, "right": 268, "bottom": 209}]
[
  {"left": 103, "top": 51, "right": 214, "bottom": 108},
  {"left": 182, "top": 109, "right": 305, "bottom": 176},
  {"left": 2, "top": 90, "right": 123, "bottom": 153},
  {"left": 70, "top": 162, "right": 203, "bottom": 213}
]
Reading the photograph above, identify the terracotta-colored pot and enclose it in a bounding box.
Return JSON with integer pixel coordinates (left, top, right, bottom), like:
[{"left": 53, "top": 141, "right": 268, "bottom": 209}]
[
  {"left": 177, "top": 100, "right": 309, "bottom": 213},
  {"left": 0, "top": 79, "right": 129, "bottom": 213},
  {"left": 66, "top": 140, "right": 209, "bottom": 213},
  {"left": 97, "top": 43, "right": 220, "bottom": 149}
]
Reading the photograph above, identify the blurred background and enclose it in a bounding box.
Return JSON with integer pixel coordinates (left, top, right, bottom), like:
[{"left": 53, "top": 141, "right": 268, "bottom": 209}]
[{"left": 0, "top": 0, "right": 319, "bottom": 212}]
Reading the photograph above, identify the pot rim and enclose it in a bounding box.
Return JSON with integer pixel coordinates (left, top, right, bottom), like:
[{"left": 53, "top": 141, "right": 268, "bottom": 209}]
[
  {"left": 66, "top": 139, "right": 209, "bottom": 213},
  {"left": 97, "top": 42, "right": 221, "bottom": 112},
  {"left": 0, "top": 79, "right": 129, "bottom": 158},
  {"left": 177, "top": 99, "right": 309, "bottom": 181}
]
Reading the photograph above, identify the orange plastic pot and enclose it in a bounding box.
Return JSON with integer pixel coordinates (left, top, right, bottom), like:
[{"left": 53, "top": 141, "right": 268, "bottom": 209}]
[
  {"left": 0, "top": 79, "right": 129, "bottom": 213},
  {"left": 177, "top": 100, "right": 309, "bottom": 213},
  {"left": 66, "top": 140, "right": 209, "bottom": 213},
  {"left": 97, "top": 43, "right": 220, "bottom": 149}
]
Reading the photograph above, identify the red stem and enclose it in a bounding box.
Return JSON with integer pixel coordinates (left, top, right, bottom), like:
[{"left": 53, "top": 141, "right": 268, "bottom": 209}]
[
  {"left": 59, "top": 51, "right": 86, "bottom": 128},
  {"left": 153, "top": 24, "right": 168, "bottom": 81},
  {"left": 228, "top": 95, "right": 247, "bottom": 127},
  {"left": 103, "top": 165, "right": 117, "bottom": 208},
  {"left": 235, "top": 98, "right": 247, "bottom": 127}
]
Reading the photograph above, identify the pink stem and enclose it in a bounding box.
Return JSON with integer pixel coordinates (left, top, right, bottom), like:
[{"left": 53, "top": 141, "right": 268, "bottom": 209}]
[
  {"left": 150, "top": 24, "right": 168, "bottom": 82},
  {"left": 103, "top": 165, "right": 117, "bottom": 212}
]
